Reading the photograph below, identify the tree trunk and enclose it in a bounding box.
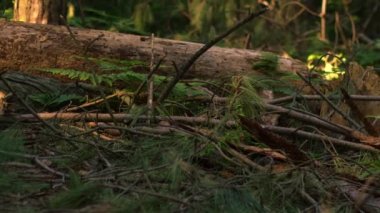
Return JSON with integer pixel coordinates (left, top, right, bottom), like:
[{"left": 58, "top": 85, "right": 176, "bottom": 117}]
[
  {"left": 0, "top": 20, "right": 306, "bottom": 80},
  {"left": 13, "top": 0, "right": 67, "bottom": 25}
]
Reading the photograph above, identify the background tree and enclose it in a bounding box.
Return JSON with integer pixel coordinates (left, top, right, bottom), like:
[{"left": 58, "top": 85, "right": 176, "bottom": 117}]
[{"left": 13, "top": 0, "right": 67, "bottom": 24}]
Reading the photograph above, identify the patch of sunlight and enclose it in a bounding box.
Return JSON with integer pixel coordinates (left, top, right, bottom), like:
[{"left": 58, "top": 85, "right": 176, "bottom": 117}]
[
  {"left": 307, "top": 53, "right": 346, "bottom": 80},
  {"left": 68, "top": 2, "right": 75, "bottom": 18}
]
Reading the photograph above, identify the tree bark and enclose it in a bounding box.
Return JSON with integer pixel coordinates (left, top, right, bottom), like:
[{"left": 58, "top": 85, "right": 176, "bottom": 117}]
[
  {"left": 0, "top": 20, "right": 306, "bottom": 80},
  {"left": 13, "top": 0, "right": 67, "bottom": 25}
]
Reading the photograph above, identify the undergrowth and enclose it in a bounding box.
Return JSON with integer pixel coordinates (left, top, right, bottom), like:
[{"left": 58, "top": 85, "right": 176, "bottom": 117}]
[
  {"left": 2, "top": 57, "right": 379, "bottom": 212},
  {"left": 1, "top": 114, "right": 378, "bottom": 212}
]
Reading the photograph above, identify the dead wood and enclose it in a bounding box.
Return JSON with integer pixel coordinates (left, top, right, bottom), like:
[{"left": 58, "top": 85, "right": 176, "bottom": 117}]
[
  {"left": 0, "top": 20, "right": 307, "bottom": 80},
  {"left": 265, "top": 125, "right": 380, "bottom": 153},
  {"left": 240, "top": 117, "right": 310, "bottom": 164}
]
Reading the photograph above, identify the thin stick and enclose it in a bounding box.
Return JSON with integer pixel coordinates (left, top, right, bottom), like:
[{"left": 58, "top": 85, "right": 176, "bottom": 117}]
[
  {"left": 104, "top": 184, "right": 191, "bottom": 206},
  {"left": 226, "top": 148, "right": 265, "bottom": 171},
  {"left": 34, "top": 157, "right": 69, "bottom": 178},
  {"left": 320, "top": 0, "right": 327, "bottom": 41},
  {"left": 147, "top": 33, "right": 155, "bottom": 124},
  {"left": 0, "top": 74, "right": 62, "bottom": 134},
  {"left": 66, "top": 93, "right": 119, "bottom": 112},
  {"left": 157, "top": 7, "right": 268, "bottom": 103},
  {"left": 265, "top": 104, "right": 352, "bottom": 136}
]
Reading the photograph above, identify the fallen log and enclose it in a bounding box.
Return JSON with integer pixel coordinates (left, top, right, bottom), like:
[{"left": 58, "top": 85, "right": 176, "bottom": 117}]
[{"left": 0, "top": 20, "right": 306, "bottom": 80}]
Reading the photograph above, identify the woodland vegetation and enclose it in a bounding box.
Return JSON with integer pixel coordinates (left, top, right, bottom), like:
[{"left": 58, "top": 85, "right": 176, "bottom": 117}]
[{"left": 0, "top": 0, "right": 380, "bottom": 212}]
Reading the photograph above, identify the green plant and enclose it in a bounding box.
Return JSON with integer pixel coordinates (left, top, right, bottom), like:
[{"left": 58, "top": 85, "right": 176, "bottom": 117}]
[
  {"left": 49, "top": 172, "right": 103, "bottom": 208},
  {"left": 0, "top": 0, "right": 13, "bottom": 20},
  {"left": 355, "top": 45, "right": 380, "bottom": 67},
  {"left": 211, "top": 188, "right": 265, "bottom": 213},
  {"left": 229, "top": 76, "right": 265, "bottom": 118},
  {"left": 0, "top": 129, "right": 47, "bottom": 198},
  {"left": 41, "top": 57, "right": 207, "bottom": 101},
  {"left": 28, "top": 92, "right": 84, "bottom": 109},
  {"left": 0, "top": 128, "right": 26, "bottom": 162},
  {"left": 252, "top": 52, "right": 279, "bottom": 74},
  {"left": 68, "top": 7, "right": 143, "bottom": 34}
]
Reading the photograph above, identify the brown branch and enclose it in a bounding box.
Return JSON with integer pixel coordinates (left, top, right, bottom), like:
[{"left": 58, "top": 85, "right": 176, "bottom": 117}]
[
  {"left": 10, "top": 103, "right": 355, "bottom": 138},
  {"left": 34, "top": 157, "right": 69, "bottom": 178},
  {"left": 226, "top": 147, "right": 265, "bottom": 171},
  {"left": 296, "top": 72, "right": 361, "bottom": 129},
  {"left": 104, "top": 184, "right": 192, "bottom": 206},
  {"left": 265, "top": 104, "right": 352, "bottom": 136},
  {"left": 237, "top": 143, "right": 287, "bottom": 161},
  {"left": 341, "top": 89, "right": 379, "bottom": 136},
  {"left": 265, "top": 125, "right": 380, "bottom": 153},
  {"left": 13, "top": 112, "right": 237, "bottom": 126},
  {"left": 240, "top": 117, "right": 310, "bottom": 164},
  {"left": 268, "top": 95, "right": 380, "bottom": 105}
]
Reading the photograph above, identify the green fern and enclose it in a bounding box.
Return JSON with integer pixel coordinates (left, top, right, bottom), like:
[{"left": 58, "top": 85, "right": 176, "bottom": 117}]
[
  {"left": 28, "top": 92, "right": 84, "bottom": 108},
  {"left": 41, "top": 68, "right": 207, "bottom": 99}
]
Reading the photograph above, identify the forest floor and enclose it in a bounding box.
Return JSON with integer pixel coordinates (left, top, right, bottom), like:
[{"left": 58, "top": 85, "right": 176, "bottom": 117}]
[{"left": 1, "top": 62, "right": 380, "bottom": 212}]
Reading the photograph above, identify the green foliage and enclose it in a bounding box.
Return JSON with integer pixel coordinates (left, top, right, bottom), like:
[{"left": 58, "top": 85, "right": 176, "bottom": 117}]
[
  {"left": 229, "top": 76, "right": 265, "bottom": 118},
  {"left": 249, "top": 170, "right": 327, "bottom": 212},
  {"left": 221, "top": 129, "right": 246, "bottom": 145},
  {"left": 0, "top": 0, "right": 12, "bottom": 19},
  {"left": 355, "top": 46, "right": 380, "bottom": 67},
  {"left": 94, "top": 58, "right": 145, "bottom": 71},
  {"left": 0, "top": 128, "right": 26, "bottom": 162},
  {"left": 212, "top": 188, "right": 265, "bottom": 213},
  {"left": 0, "top": 129, "right": 47, "bottom": 198},
  {"left": 252, "top": 52, "right": 279, "bottom": 74},
  {"left": 132, "top": 2, "right": 153, "bottom": 32},
  {"left": 68, "top": 7, "right": 143, "bottom": 34},
  {"left": 28, "top": 92, "right": 84, "bottom": 108},
  {"left": 0, "top": 8, "right": 12, "bottom": 19},
  {"left": 0, "top": 172, "right": 46, "bottom": 196},
  {"left": 40, "top": 68, "right": 144, "bottom": 87},
  {"left": 354, "top": 153, "right": 380, "bottom": 178},
  {"left": 49, "top": 172, "right": 102, "bottom": 209},
  {"left": 42, "top": 57, "right": 207, "bottom": 100}
]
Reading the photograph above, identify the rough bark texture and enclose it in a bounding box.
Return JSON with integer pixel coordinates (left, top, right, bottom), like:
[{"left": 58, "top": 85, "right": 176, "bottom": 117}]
[
  {"left": 13, "top": 0, "right": 67, "bottom": 25},
  {"left": 0, "top": 20, "right": 307, "bottom": 80}
]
